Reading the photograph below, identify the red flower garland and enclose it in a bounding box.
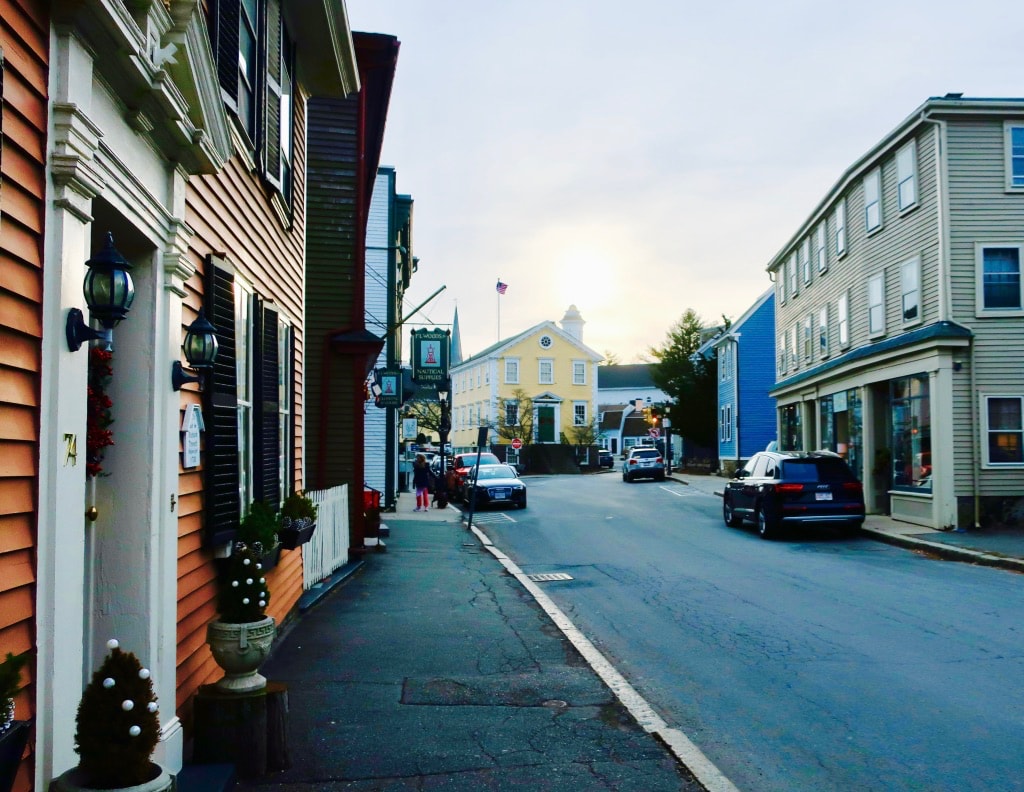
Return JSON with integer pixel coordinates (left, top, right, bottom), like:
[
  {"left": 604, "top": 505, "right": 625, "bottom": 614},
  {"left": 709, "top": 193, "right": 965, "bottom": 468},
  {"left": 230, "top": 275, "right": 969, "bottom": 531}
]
[{"left": 86, "top": 348, "right": 115, "bottom": 477}]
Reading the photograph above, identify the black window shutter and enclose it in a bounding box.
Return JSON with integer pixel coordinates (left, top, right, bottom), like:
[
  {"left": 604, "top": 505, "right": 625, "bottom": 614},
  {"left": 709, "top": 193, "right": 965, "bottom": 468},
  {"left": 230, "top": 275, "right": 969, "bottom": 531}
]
[
  {"left": 203, "top": 258, "right": 241, "bottom": 546},
  {"left": 253, "top": 301, "right": 281, "bottom": 507},
  {"left": 263, "top": 0, "right": 283, "bottom": 190},
  {"left": 212, "top": 0, "right": 241, "bottom": 109}
]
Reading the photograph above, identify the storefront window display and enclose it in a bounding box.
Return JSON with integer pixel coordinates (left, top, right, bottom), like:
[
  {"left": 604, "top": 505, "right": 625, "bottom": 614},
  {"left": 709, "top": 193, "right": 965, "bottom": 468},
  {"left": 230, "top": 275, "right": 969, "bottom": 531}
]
[
  {"left": 781, "top": 404, "right": 801, "bottom": 451},
  {"left": 819, "top": 389, "right": 863, "bottom": 479},
  {"left": 891, "top": 374, "right": 931, "bottom": 491}
]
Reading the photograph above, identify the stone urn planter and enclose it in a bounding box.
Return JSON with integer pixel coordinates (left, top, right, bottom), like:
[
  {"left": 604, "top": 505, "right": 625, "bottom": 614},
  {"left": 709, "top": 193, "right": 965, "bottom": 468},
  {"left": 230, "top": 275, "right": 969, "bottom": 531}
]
[
  {"left": 206, "top": 616, "right": 277, "bottom": 694},
  {"left": 51, "top": 763, "right": 173, "bottom": 792}
]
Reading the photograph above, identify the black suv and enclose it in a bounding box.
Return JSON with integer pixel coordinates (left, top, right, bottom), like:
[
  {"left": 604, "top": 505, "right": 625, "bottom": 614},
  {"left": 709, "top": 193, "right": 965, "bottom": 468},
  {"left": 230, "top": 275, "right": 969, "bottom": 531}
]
[{"left": 722, "top": 451, "right": 865, "bottom": 539}]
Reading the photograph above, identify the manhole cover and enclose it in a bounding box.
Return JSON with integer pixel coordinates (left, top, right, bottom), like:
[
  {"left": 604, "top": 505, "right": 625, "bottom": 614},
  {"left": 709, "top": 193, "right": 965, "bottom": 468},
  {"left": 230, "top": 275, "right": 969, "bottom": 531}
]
[{"left": 526, "top": 573, "right": 573, "bottom": 582}]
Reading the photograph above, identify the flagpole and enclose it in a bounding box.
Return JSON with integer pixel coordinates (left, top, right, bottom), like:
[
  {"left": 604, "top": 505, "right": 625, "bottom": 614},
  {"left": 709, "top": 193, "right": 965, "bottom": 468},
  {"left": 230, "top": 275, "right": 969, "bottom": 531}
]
[{"left": 497, "top": 278, "right": 501, "bottom": 342}]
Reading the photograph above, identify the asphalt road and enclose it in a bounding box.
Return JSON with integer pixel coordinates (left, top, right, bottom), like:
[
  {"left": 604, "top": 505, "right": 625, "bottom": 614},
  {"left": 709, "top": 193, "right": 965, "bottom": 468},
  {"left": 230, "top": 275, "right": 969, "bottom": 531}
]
[{"left": 474, "top": 472, "right": 1024, "bottom": 792}]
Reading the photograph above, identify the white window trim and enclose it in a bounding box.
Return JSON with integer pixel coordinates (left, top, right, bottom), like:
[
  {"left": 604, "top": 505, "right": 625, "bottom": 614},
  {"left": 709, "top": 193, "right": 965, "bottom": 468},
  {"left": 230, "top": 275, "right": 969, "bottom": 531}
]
[
  {"left": 901, "top": 256, "right": 922, "bottom": 327},
  {"left": 572, "top": 359, "right": 586, "bottom": 385},
  {"left": 505, "top": 357, "right": 520, "bottom": 384},
  {"left": 538, "top": 357, "right": 554, "bottom": 385},
  {"left": 803, "top": 314, "right": 813, "bottom": 361},
  {"left": 864, "top": 167, "right": 883, "bottom": 234},
  {"left": 778, "top": 333, "right": 786, "bottom": 375},
  {"left": 980, "top": 393, "right": 1024, "bottom": 468},
  {"left": 788, "top": 254, "right": 799, "bottom": 297},
  {"left": 790, "top": 324, "right": 799, "bottom": 370},
  {"left": 834, "top": 200, "right": 847, "bottom": 258},
  {"left": 837, "top": 293, "right": 850, "bottom": 349},
  {"left": 572, "top": 401, "right": 587, "bottom": 426},
  {"left": 1004, "top": 122, "right": 1024, "bottom": 192},
  {"left": 896, "top": 139, "right": 918, "bottom": 213},
  {"left": 868, "top": 273, "right": 886, "bottom": 337},
  {"left": 725, "top": 404, "right": 732, "bottom": 442},
  {"left": 778, "top": 271, "right": 786, "bottom": 306},
  {"left": 801, "top": 238, "right": 811, "bottom": 284},
  {"left": 975, "top": 242, "right": 1024, "bottom": 317},
  {"left": 815, "top": 224, "right": 827, "bottom": 273}
]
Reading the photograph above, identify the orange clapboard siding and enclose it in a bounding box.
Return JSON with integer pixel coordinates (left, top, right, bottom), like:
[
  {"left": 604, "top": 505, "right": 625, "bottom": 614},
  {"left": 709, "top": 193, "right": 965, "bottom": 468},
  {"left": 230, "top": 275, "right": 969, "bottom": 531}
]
[
  {"left": 0, "top": 551, "right": 34, "bottom": 593},
  {"left": 0, "top": 329, "right": 42, "bottom": 373},
  {"left": 0, "top": 444, "right": 36, "bottom": 478},
  {"left": 0, "top": 294, "right": 41, "bottom": 341},
  {"left": 0, "top": 254, "right": 42, "bottom": 303},
  {"left": 0, "top": 514, "right": 33, "bottom": 552},
  {"left": 0, "top": 406, "right": 36, "bottom": 442},
  {"left": 0, "top": 479, "right": 34, "bottom": 516},
  {"left": 0, "top": 585, "right": 33, "bottom": 630}
]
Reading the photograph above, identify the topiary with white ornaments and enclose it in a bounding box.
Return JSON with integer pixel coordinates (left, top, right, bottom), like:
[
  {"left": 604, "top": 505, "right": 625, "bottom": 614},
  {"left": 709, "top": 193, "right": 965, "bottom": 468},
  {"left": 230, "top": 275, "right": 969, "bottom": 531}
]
[
  {"left": 74, "top": 639, "right": 160, "bottom": 788},
  {"left": 216, "top": 541, "right": 272, "bottom": 623}
]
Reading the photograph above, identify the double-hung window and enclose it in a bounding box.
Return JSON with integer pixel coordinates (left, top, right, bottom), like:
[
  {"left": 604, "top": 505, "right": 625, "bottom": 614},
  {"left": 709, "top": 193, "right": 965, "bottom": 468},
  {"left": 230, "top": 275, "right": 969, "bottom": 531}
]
[
  {"left": 505, "top": 358, "right": 519, "bottom": 384},
  {"left": 778, "top": 333, "right": 786, "bottom": 374},
  {"left": 778, "top": 269, "right": 786, "bottom": 305},
  {"left": 801, "top": 238, "right": 811, "bottom": 285},
  {"left": 790, "top": 325, "right": 799, "bottom": 370},
  {"left": 901, "top": 257, "right": 921, "bottom": 325},
  {"left": 983, "top": 395, "right": 1024, "bottom": 465},
  {"left": 572, "top": 360, "right": 586, "bottom": 385},
  {"left": 504, "top": 400, "right": 519, "bottom": 427},
  {"left": 803, "top": 314, "right": 813, "bottom": 361},
  {"left": 834, "top": 200, "right": 847, "bottom": 257},
  {"left": 205, "top": 257, "right": 290, "bottom": 545},
  {"left": 788, "top": 254, "right": 798, "bottom": 298},
  {"left": 815, "top": 224, "right": 827, "bottom": 273},
  {"left": 573, "top": 402, "right": 587, "bottom": 426},
  {"left": 896, "top": 140, "right": 917, "bottom": 211},
  {"left": 538, "top": 359, "right": 554, "bottom": 385},
  {"left": 818, "top": 305, "right": 829, "bottom": 358},
  {"left": 214, "top": 0, "right": 296, "bottom": 208},
  {"left": 1005, "top": 123, "right": 1024, "bottom": 191},
  {"left": 864, "top": 168, "right": 882, "bottom": 233},
  {"left": 868, "top": 274, "right": 885, "bottom": 336},
  {"left": 976, "top": 244, "right": 1023, "bottom": 315}
]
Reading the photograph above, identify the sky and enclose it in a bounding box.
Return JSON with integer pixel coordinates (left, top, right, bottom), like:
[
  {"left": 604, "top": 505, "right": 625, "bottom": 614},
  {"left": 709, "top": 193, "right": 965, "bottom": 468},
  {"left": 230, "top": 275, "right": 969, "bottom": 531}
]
[{"left": 345, "top": 0, "right": 1021, "bottom": 363}]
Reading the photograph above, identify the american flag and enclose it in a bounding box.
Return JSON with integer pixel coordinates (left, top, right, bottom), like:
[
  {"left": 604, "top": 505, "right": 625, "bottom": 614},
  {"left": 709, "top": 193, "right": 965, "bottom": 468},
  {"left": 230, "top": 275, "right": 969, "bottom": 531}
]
[{"left": 496, "top": 280, "right": 508, "bottom": 295}]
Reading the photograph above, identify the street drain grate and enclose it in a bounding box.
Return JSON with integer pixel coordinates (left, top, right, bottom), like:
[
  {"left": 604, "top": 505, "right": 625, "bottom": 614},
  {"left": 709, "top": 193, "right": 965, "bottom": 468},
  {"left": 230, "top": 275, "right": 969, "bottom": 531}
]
[{"left": 526, "top": 573, "right": 573, "bottom": 582}]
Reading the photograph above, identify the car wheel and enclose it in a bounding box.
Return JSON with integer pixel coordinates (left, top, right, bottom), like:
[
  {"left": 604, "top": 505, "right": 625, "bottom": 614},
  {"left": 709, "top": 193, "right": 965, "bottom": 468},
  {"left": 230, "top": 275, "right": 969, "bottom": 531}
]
[
  {"left": 757, "top": 505, "right": 776, "bottom": 540},
  {"left": 723, "top": 496, "right": 742, "bottom": 527},
  {"left": 519, "top": 496, "right": 527, "bottom": 509}
]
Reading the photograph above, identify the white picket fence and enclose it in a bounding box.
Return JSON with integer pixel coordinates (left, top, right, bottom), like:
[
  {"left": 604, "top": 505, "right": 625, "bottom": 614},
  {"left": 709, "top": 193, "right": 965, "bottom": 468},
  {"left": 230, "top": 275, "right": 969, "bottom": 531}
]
[{"left": 302, "top": 484, "right": 349, "bottom": 589}]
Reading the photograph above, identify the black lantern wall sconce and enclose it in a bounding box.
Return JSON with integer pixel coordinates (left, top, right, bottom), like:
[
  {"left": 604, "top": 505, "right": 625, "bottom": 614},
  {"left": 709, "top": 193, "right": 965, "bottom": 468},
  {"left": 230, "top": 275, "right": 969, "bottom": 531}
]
[
  {"left": 66, "top": 232, "right": 135, "bottom": 352},
  {"left": 171, "top": 308, "right": 219, "bottom": 390}
]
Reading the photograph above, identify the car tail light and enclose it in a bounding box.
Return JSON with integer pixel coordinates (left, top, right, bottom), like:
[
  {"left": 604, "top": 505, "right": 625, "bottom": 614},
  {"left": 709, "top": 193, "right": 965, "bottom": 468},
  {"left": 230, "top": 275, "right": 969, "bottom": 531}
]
[
  {"left": 842, "top": 481, "right": 863, "bottom": 493},
  {"left": 775, "top": 483, "right": 803, "bottom": 494},
  {"left": 629, "top": 459, "right": 638, "bottom": 465},
  {"left": 656, "top": 457, "right": 663, "bottom": 464}
]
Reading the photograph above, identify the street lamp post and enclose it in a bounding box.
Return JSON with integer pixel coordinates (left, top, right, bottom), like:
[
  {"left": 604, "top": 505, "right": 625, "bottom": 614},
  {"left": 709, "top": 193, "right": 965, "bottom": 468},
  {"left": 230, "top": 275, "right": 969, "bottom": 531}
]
[{"left": 437, "top": 380, "right": 451, "bottom": 508}]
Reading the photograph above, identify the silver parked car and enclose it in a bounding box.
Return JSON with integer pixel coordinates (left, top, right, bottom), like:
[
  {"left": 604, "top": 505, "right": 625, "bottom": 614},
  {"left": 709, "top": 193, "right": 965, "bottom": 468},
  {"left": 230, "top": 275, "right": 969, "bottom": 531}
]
[{"left": 621, "top": 446, "right": 665, "bottom": 482}]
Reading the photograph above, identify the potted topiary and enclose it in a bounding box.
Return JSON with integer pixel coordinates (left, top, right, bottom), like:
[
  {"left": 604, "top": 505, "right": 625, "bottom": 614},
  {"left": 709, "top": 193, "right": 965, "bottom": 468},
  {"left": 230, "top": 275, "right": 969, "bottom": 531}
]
[
  {"left": 51, "top": 639, "right": 171, "bottom": 792},
  {"left": 0, "top": 651, "right": 30, "bottom": 792},
  {"left": 205, "top": 537, "right": 276, "bottom": 694},
  {"left": 278, "top": 490, "right": 318, "bottom": 550}
]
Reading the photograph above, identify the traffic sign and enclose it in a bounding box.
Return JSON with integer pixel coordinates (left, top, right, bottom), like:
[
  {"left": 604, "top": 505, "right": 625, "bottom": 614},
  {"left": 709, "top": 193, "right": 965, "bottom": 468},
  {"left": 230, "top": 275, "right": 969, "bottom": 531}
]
[
  {"left": 511, "top": 438, "right": 523, "bottom": 450},
  {"left": 648, "top": 427, "right": 661, "bottom": 439}
]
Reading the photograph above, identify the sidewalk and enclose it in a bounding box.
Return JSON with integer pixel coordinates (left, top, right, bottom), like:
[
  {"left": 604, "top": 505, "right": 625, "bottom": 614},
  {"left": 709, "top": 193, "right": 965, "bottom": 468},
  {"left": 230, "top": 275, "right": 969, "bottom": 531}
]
[
  {"left": 670, "top": 472, "right": 1024, "bottom": 574},
  {"left": 232, "top": 493, "right": 709, "bottom": 792}
]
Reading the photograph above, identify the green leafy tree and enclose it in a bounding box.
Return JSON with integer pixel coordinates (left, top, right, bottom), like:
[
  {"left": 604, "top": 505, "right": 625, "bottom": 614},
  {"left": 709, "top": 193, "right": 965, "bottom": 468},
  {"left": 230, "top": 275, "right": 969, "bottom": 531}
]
[
  {"left": 649, "top": 308, "right": 724, "bottom": 451},
  {"left": 494, "top": 388, "right": 535, "bottom": 446},
  {"left": 600, "top": 350, "right": 621, "bottom": 366}
]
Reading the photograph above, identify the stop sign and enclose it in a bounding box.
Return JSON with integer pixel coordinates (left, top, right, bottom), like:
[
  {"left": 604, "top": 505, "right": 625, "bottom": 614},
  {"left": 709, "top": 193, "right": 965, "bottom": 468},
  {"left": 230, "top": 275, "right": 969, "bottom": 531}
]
[{"left": 511, "top": 438, "right": 523, "bottom": 449}]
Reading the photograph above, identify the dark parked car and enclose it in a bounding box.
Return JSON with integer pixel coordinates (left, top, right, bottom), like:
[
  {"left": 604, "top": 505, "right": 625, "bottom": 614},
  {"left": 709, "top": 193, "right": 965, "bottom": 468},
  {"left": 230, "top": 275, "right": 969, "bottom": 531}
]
[
  {"left": 598, "top": 449, "right": 614, "bottom": 468},
  {"left": 722, "top": 450, "right": 865, "bottom": 539},
  {"left": 463, "top": 464, "right": 527, "bottom": 509},
  {"left": 622, "top": 447, "right": 665, "bottom": 482}
]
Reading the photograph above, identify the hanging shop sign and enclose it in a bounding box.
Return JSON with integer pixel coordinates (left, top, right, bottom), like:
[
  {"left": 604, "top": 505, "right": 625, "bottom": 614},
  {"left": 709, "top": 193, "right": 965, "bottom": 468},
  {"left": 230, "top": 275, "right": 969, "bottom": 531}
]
[{"left": 411, "top": 328, "right": 449, "bottom": 385}]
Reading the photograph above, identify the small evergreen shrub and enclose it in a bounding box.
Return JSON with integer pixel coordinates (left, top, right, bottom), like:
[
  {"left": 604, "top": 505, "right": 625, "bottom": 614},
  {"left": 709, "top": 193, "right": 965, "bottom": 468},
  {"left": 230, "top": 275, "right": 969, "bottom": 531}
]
[
  {"left": 74, "top": 640, "right": 160, "bottom": 788},
  {"left": 216, "top": 542, "right": 271, "bottom": 624}
]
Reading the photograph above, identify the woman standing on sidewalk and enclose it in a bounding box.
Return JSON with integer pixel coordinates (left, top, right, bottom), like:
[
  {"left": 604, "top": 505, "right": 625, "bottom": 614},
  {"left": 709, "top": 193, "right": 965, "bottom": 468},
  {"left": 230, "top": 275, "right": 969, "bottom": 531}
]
[{"left": 412, "top": 454, "right": 432, "bottom": 511}]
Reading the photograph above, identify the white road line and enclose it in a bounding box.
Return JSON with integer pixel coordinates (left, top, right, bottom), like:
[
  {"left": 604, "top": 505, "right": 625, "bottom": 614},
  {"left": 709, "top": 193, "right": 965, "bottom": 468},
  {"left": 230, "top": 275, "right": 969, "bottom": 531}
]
[{"left": 469, "top": 523, "right": 741, "bottom": 792}]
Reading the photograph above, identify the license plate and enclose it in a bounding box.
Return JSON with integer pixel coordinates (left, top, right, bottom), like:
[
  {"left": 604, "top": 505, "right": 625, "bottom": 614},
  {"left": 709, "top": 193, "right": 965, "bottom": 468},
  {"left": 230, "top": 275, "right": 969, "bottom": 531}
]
[
  {"left": 493, "top": 491, "right": 507, "bottom": 500},
  {"left": 815, "top": 492, "right": 833, "bottom": 501}
]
